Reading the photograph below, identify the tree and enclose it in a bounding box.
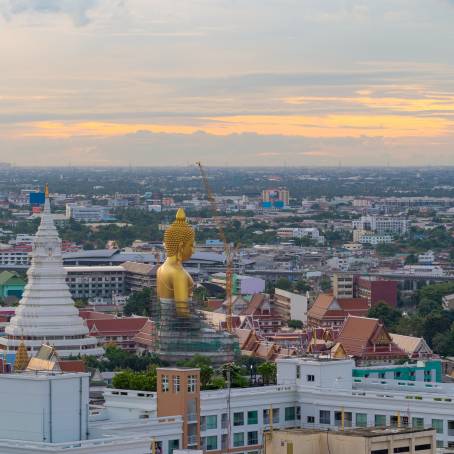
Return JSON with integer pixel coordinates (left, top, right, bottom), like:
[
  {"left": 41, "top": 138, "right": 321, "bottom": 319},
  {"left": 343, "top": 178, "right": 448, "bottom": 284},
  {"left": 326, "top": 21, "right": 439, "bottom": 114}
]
[
  {"left": 112, "top": 370, "right": 132, "bottom": 389},
  {"left": 288, "top": 319, "right": 303, "bottom": 329},
  {"left": 74, "top": 299, "right": 88, "bottom": 309},
  {"left": 294, "top": 280, "right": 311, "bottom": 293},
  {"left": 404, "top": 254, "right": 418, "bottom": 265},
  {"left": 417, "top": 298, "right": 441, "bottom": 317},
  {"left": 368, "top": 302, "right": 402, "bottom": 330},
  {"left": 111, "top": 367, "right": 157, "bottom": 391},
  {"left": 376, "top": 243, "right": 398, "bottom": 257},
  {"left": 124, "top": 288, "right": 152, "bottom": 316},
  {"left": 257, "top": 362, "right": 277, "bottom": 385},
  {"left": 320, "top": 276, "right": 332, "bottom": 292},
  {"left": 275, "top": 277, "right": 293, "bottom": 291}
]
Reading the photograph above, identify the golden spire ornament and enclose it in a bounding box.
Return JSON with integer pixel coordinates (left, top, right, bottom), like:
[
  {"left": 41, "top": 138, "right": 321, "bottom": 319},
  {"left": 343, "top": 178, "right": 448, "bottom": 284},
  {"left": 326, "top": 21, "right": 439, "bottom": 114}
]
[{"left": 14, "top": 339, "right": 30, "bottom": 371}]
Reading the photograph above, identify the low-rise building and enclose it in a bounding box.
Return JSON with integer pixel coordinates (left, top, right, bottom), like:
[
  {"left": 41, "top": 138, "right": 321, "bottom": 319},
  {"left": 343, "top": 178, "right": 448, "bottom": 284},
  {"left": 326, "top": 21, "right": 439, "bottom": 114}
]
[
  {"left": 264, "top": 427, "right": 436, "bottom": 454},
  {"left": 65, "top": 265, "right": 126, "bottom": 302},
  {"left": 355, "top": 276, "right": 398, "bottom": 307},
  {"left": 273, "top": 288, "right": 308, "bottom": 323},
  {"left": 66, "top": 203, "right": 113, "bottom": 222}
]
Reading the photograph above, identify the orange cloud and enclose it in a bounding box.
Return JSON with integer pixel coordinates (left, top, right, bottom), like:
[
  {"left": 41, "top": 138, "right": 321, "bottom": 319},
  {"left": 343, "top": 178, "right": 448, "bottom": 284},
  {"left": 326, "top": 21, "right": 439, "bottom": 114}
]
[
  {"left": 15, "top": 112, "right": 452, "bottom": 140},
  {"left": 285, "top": 94, "right": 454, "bottom": 113}
]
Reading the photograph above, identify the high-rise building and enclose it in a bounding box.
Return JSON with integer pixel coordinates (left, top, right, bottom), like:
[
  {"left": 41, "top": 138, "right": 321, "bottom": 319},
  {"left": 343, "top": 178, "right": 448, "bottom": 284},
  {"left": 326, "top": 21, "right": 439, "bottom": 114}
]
[
  {"left": 0, "top": 194, "right": 103, "bottom": 357},
  {"left": 262, "top": 188, "right": 289, "bottom": 208}
]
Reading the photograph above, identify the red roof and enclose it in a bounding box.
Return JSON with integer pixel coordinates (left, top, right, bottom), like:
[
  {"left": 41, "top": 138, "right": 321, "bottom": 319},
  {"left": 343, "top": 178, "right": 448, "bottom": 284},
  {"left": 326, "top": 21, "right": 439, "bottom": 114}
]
[
  {"left": 79, "top": 310, "right": 115, "bottom": 321},
  {"left": 59, "top": 360, "right": 86, "bottom": 373},
  {"left": 308, "top": 293, "right": 368, "bottom": 322},
  {"left": 337, "top": 316, "right": 407, "bottom": 359},
  {"left": 87, "top": 317, "right": 148, "bottom": 336}
]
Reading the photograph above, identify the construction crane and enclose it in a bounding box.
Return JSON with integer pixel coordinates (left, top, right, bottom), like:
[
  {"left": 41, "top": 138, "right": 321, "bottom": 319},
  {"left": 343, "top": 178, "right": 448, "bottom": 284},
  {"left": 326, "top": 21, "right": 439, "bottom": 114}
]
[{"left": 196, "top": 161, "right": 234, "bottom": 333}]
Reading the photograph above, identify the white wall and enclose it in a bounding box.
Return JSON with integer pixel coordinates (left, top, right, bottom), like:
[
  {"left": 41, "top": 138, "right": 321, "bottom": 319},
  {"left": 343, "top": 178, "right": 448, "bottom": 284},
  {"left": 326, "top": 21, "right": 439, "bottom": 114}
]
[{"left": 0, "top": 373, "right": 89, "bottom": 443}]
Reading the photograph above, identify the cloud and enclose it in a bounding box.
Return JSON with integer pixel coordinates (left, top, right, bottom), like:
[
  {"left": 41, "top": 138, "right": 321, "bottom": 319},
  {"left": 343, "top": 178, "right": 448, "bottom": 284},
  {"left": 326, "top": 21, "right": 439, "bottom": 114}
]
[{"left": 0, "top": 0, "right": 99, "bottom": 26}]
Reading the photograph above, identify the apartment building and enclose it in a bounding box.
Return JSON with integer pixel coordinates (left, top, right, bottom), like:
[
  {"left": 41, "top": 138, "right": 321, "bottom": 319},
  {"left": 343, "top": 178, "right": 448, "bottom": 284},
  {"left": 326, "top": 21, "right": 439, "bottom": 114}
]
[
  {"left": 273, "top": 288, "right": 308, "bottom": 322},
  {"left": 64, "top": 266, "right": 126, "bottom": 301},
  {"left": 121, "top": 261, "right": 157, "bottom": 293},
  {"left": 352, "top": 216, "right": 409, "bottom": 235}
]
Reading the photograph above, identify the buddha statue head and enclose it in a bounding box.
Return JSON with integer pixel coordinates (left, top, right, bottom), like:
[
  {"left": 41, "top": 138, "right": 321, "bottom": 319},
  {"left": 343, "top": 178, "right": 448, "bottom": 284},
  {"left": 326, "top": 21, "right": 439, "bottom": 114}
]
[{"left": 164, "top": 208, "right": 195, "bottom": 262}]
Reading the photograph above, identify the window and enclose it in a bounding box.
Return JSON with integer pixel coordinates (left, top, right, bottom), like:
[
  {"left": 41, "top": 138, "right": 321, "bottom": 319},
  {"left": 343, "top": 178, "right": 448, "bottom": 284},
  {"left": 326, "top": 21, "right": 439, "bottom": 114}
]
[
  {"left": 296, "top": 365, "right": 301, "bottom": 379},
  {"left": 335, "top": 411, "right": 352, "bottom": 428},
  {"left": 173, "top": 375, "right": 180, "bottom": 393},
  {"left": 371, "top": 450, "right": 389, "bottom": 454},
  {"left": 393, "top": 448, "right": 409, "bottom": 453},
  {"left": 247, "top": 431, "right": 258, "bottom": 445},
  {"left": 285, "top": 407, "right": 295, "bottom": 421},
  {"left": 168, "top": 439, "right": 179, "bottom": 454},
  {"left": 247, "top": 410, "right": 258, "bottom": 425},
  {"left": 307, "top": 374, "right": 315, "bottom": 382},
  {"left": 375, "top": 414, "right": 386, "bottom": 427},
  {"left": 161, "top": 375, "right": 169, "bottom": 393},
  {"left": 449, "top": 420, "right": 454, "bottom": 436},
  {"left": 234, "top": 412, "right": 244, "bottom": 426},
  {"left": 202, "top": 415, "right": 217, "bottom": 430},
  {"left": 203, "top": 436, "right": 218, "bottom": 451},
  {"left": 320, "top": 410, "right": 331, "bottom": 425},
  {"left": 356, "top": 413, "right": 367, "bottom": 427},
  {"left": 412, "top": 417, "right": 424, "bottom": 429},
  {"left": 415, "top": 445, "right": 432, "bottom": 451},
  {"left": 307, "top": 416, "right": 315, "bottom": 424},
  {"left": 296, "top": 406, "right": 301, "bottom": 420},
  {"left": 188, "top": 375, "right": 197, "bottom": 393},
  {"left": 263, "top": 408, "right": 280, "bottom": 424},
  {"left": 432, "top": 419, "right": 443, "bottom": 434},
  {"left": 233, "top": 432, "right": 244, "bottom": 447}
]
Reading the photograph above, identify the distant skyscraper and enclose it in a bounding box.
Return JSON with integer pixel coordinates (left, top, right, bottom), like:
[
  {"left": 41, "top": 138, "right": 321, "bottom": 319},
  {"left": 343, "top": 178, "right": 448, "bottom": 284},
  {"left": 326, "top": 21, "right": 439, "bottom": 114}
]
[
  {"left": 262, "top": 188, "right": 289, "bottom": 208},
  {"left": 0, "top": 190, "right": 103, "bottom": 357}
]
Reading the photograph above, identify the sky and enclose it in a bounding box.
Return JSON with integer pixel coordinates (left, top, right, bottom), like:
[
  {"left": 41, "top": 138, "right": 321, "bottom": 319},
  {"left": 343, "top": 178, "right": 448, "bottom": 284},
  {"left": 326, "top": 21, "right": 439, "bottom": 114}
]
[{"left": 1, "top": 0, "right": 454, "bottom": 166}]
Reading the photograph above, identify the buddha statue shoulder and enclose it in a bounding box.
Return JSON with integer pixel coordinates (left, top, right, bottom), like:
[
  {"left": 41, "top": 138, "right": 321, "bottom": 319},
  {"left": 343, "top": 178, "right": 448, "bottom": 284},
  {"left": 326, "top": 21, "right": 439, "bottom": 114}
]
[{"left": 157, "top": 208, "right": 195, "bottom": 318}]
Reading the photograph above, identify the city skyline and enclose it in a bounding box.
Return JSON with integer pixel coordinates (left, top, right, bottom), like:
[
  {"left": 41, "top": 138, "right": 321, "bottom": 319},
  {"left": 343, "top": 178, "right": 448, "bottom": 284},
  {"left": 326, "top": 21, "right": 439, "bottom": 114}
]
[{"left": 1, "top": 0, "right": 454, "bottom": 166}]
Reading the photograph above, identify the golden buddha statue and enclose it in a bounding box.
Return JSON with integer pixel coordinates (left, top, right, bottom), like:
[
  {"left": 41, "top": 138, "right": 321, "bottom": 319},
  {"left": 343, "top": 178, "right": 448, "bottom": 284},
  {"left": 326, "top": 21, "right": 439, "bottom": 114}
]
[{"left": 157, "top": 208, "right": 195, "bottom": 318}]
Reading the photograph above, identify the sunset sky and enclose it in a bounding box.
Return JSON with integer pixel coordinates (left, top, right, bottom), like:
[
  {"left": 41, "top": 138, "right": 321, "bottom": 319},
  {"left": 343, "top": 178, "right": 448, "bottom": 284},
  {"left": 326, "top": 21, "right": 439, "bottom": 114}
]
[{"left": 1, "top": 0, "right": 454, "bottom": 166}]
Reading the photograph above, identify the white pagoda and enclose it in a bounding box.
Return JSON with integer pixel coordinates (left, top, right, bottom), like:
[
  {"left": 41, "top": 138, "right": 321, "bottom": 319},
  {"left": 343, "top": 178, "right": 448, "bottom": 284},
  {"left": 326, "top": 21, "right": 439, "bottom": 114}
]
[{"left": 0, "top": 186, "right": 103, "bottom": 357}]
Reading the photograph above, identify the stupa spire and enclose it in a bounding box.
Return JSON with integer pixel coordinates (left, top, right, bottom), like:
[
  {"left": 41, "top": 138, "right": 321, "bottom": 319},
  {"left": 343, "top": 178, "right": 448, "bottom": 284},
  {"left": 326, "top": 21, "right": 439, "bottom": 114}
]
[{"left": 0, "top": 194, "right": 103, "bottom": 357}]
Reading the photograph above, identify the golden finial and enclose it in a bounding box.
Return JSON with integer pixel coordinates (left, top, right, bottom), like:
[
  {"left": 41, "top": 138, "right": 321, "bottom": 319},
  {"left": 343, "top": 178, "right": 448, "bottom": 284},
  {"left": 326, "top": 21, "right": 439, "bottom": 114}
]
[
  {"left": 14, "top": 339, "right": 30, "bottom": 371},
  {"left": 163, "top": 208, "right": 195, "bottom": 257},
  {"left": 175, "top": 207, "right": 186, "bottom": 222},
  {"left": 44, "top": 183, "right": 49, "bottom": 199}
]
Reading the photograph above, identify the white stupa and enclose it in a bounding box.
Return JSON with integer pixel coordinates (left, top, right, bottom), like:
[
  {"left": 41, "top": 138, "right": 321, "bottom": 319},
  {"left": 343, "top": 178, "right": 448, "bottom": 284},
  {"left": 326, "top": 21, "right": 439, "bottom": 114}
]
[{"left": 0, "top": 186, "right": 103, "bottom": 357}]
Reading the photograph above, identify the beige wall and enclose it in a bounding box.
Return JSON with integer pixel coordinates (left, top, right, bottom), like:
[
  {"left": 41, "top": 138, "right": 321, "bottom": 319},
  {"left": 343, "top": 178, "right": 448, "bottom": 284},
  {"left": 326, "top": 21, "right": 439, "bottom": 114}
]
[{"left": 264, "top": 429, "right": 436, "bottom": 454}]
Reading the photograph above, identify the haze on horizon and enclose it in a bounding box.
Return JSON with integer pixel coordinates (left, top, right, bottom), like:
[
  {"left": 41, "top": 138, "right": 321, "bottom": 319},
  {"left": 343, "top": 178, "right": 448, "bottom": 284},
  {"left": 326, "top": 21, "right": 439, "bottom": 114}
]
[{"left": 1, "top": 0, "right": 454, "bottom": 167}]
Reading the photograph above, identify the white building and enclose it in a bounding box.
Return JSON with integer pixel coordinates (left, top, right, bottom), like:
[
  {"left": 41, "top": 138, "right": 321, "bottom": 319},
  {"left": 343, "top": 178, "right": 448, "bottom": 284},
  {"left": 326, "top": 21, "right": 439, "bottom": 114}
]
[
  {"left": 65, "top": 265, "right": 126, "bottom": 301},
  {"left": 0, "top": 247, "right": 31, "bottom": 268},
  {"left": 277, "top": 227, "right": 325, "bottom": 244},
  {"left": 418, "top": 250, "right": 435, "bottom": 265},
  {"left": 352, "top": 216, "right": 409, "bottom": 235},
  {"left": 4, "top": 358, "right": 454, "bottom": 452},
  {"left": 0, "top": 372, "right": 90, "bottom": 443},
  {"left": 358, "top": 233, "right": 393, "bottom": 245},
  {"left": 66, "top": 204, "right": 112, "bottom": 222},
  {"left": 274, "top": 288, "right": 308, "bottom": 322},
  {"left": 0, "top": 196, "right": 103, "bottom": 357}
]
